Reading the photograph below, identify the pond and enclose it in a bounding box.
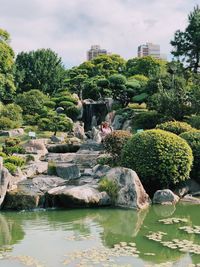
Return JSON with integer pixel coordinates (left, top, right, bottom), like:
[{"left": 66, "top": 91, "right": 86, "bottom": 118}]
[{"left": 0, "top": 204, "right": 199, "bottom": 267}]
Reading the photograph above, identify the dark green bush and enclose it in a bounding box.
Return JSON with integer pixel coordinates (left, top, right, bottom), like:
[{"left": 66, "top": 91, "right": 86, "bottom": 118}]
[
  {"left": 23, "top": 114, "right": 40, "bottom": 126},
  {"left": 187, "top": 116, "right": 200, "bottom": 130},
  {"left": 3, "top": 146, "right": 26, "bottom": 155},
  {"left": 103, "top": 130, "right": 132, "bottom": 159},
  {"left": 44, "top": 101, "right": 56, "bottom": 109},
  {"left": 57, "top": 95, "right": 78, "bottom": 105},
  {"left": 121, "top": 129, "right": 193, "bottom": 194},
  {"left": 98, "top": 177, "right": 119, "bottom": 203},
  {"left": 5, "top": 138, "right": 21, "bottom": 147},
  {"left": 65, "top": 106, "right": 81, "bottom": 121},
  {"left": 4, "top": 156, "right": 26, "bottom": 167},
  {"left": 26, "top": 154, "right": 35, "bottom": 163},
  {"left": 156, "top": 121, "right": 194, "bottom": 135},
  {"left": 4, "top": 162, "right": 17, "bottom": 175},
  {"left": 59, "top": 101, "right": 75, "bottom": 109},
  {"left": 180, "top": 131, "right": 200, "bottom": 183},
  {"left": 132, "top": 111, "right": 166, "bottom": 130}
]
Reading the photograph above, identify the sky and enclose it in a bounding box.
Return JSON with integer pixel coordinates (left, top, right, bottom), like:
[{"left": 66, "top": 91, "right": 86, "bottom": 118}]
[{"left": 0, "top": 0, "right": 199, "bottom": 68}]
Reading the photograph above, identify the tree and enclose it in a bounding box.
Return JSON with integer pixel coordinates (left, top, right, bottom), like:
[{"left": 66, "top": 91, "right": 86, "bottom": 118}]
[
  {"left": 126, "top": 56, "right": 167, "bottom": 78},
  {"left": 171, "top": 5, "right": 200, "bottom": 73},
  {"left": 15, "top": 89, "right": 48, "bottom": 115},
  {"left": 15, "top": 49, "right": 66, "bottom": 94},
  {"left": 0, "top": 28, "right": 16, "bottom": 103}
]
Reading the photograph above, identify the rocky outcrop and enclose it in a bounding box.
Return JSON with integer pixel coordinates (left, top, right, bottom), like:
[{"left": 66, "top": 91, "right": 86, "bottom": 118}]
[
  {"left": 73, "top": 122, "right": 87, "bottom": 140},
  {"left": 180, "top": 194, "right": 200, "bottom": 204},
  {"left": 174, "top": 179, "right": 200, "bottom": 197},
  {"left": 23, "top": 139, "right": 48, "bottom": 157},
  {"left": 54, "top": 163, "right": 80, "bottom": 180},
  {"left": 153, "top": 189, "right": 180, "bottom": 205},
  {"left": 0, "top": 157, "right": 12, "bottom": 207},
  {"left": 104, "top": 167, "right": 150, "bottom": 209},
  {"left": 111, "top": 115, "right": 125, "bottom": 130},
  {"left": 47, "top": 185, "right": 111, "bottom": 208},
  {"left": 0, "top": 128, "right": 24, "bottom": 137},
  {"left": 23, "top": 161, "right": 48, "bottom": 178}
]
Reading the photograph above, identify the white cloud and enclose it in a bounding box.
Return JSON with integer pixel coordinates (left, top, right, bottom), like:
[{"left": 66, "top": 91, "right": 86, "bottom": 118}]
[{"left": 0, "top": 0, "right": 198, "bottom": 67}]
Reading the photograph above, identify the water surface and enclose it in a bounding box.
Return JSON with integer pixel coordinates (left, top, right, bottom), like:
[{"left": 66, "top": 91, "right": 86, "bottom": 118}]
[{"left": 0, "top": 204, "right": 200, "bottom": 267}]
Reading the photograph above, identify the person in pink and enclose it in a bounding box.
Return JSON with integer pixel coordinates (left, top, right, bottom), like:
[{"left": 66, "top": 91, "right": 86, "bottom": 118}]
[{"left": 100, "top": 121, "right": 112, "bottom": 139}]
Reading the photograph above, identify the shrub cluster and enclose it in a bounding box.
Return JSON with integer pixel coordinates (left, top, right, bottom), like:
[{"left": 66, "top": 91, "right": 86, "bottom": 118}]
[
  {"left": 132, "top": 111, "right": 165, "bottom": 130},
  {"left": 121, "top": 129, "right": 193, "bottom": 194},
  {"left": 103, "top": 130, "right": 132, "bottom": 160},
  {"left": 156, "top": 121, "right": 194, "bottom": 135},
  {"left": 3, "top": 138, "right": 26, "bottom": 155},
  {"left": 180, "top": 131, "right": 200, "bottom": 183},
  {"left": 187, "top": 115, "right": 200, "bottom": 130}
]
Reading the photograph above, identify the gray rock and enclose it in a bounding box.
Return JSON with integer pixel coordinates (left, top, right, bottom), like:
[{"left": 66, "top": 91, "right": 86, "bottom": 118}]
[
  {"left": 23, "top": 161, "right": 48, "bottom": 178},
  {"left": 47, "top": 185, "right": 111, "bottom": 208},
  {"left": 0, "top": 128, "right": 24, "bottom": 137},
  {"left": 55, "top": 163, "right": 80, "bottom": 180},
  {"left": 91, "top": 127, "right": 102, "bottom": 143},
  {"left": 93, "top": 164, "right": 112, "bottom": 179},
  {"left": 73, "top": 122, "right": 87, "bottom": 140},
  {"left": 23, "top": 139, "right": 48, "bottom": 157},
  {"left": 50, "top": 135, "right": 65, "bottom": 143},
  {"left": 111, "top": 115, "right": 125, "bottom": 130},
  {"left": 0, "top": 157, "right": 12, "bottom": 207},
  {"left": 153, "top": 189, "right": 180, "bottom": 205},
  {"left": 122, "top": 120, "right": 132, "bottom": 131},
  {"left": 105, "top": 167, "right": 150, "bottom": 209},
  {"left": 174, "top": 179, "right": 200, "bottom": 197}
]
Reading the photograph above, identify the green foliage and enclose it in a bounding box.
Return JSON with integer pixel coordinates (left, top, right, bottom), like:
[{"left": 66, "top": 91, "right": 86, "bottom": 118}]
[
  {"left": 98, "top": 177, "right": 119, "bottom": 203},
  {"left": 0, "top": 28, "right": 16, "bottom": 103},
  {"left": 5, "top": 137, "right": 20, "bottom": 147},
  {"left": 59, "top": 101, "right": 75, "bottom": 109},
  {"left": 0, "top": 117, "right": 15, "bottom": 130},
  {"left": 187, "top": 115, "right": 200, "bottom": 129},
  {"left": 0, "top": 152, "right": 6, "bottom": 158},
  {"left": 156, "top": 121, "right": 194, "bottom": 135},
  {"left": 23, "top": 114, "right": 40, "bottom": 126},
  {"left": 4, "top": 162, "right": 17, "bottom": 175},
  {"left": 15, "top": 48, "right": 66, "bottom": 94},
  {"left": 97, "top": 155, "right": 114, "bottom": 166},
  {"left": 48, "top": 161, "right": 57, "bottom": 175},
  {"left": 128, "top": 103, "right": 147, "bottom": 109},
  {"left": 16, "top": 89, "right": 48, "bottom": 115},
  {"left": 3, "top": 138, "right": 25, "bottom": 155},
  {"left": 38, "top": 113, "right": 73, "bottom": 135},
  {"left": 4, "top": 155, "right": 25, "bottom": 167},
  {"left": 132, "top": 111, "right": 165, "bottom": 130},
  {"left": 180, "top": 131, "right": 200, "bottom": 182},
  {"left": 103, "top": 130, "right": 132, "bottom": 160},
  {"left": 171, "top": 5, "right": 200, "bottom": 72},
  {"left": 64, "top": 105, "right": 80, "bottom": 121},
  {"left": 121, "top": 129, "right": 193, "bottom": 193},
  {"left": 0, "top": 103, "right": 23, "bottom": 127},
  {"left": 25, "top": 154, "right": 35, "bottom": 163}
]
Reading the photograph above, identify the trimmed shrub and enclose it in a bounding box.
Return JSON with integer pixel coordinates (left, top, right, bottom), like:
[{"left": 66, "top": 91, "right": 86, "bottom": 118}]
[
  {"left": 121, "top": 129, "right": 193, "bottom": 194},
  {"left": 4, "top": 156, "right": 25, "bottom": 167},
  {"left": 103, "top": 130, "right": 132, "bottom": 159},
  {"left": 44, "top": 101, "right": 56, "bottom": 109},
  {"left": 156, "top": 121, "right": 194, "bottom": 135},
  {"left": 4, "top": 162, "right": 17, "bottom": 175},
  {"left": 128, "top": 103, "right": 147, "bottom": 109},
  {"left": 23, "top": 114, "right": 40, "bottom": 126},
  {"left": 59, "top": 101, "right": 75, "bottom": 109},
  {"left": 56, "top": 95, "right": 78, "bottom": 105},
  {"left": 98, "top": 177, "right": 119, "bottom": 203},
  {"left": 132, "top": 111, "right": 165, "bottom": 130},
  {"left": 65, "top": 106, "right": 81, "bottom": 121},
  {"left": 180, "top": 131, "right": 200, "bottom": 182}
]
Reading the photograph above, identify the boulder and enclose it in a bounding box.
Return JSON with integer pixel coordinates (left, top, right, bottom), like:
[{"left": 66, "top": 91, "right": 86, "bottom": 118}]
[
  {"left": 23, "top": 139, "right": 48, "bottom": 156},
  {"left": 54, "top": 163, "right": 80, "bottom": 180},
  {"left": 174, "top": 179, "right": 200, "bottom": 197},
  {"left": 180, "top": 194, "right": 200, "bottom": 204},
  {"left": 73, "top": 122, "right": 87, "bottom": 140},
  {"left": 47, "top": 185, "right": 111, "bottom": 208},
  {"left": 91, "top": 127, "right": 102, "bottom": 143},
  {"left": 122, "top": 120, "right": 132, "bottom": 132},
  {"left": 3, "top": 175, "right": 65, "bottom": 210},
  {"left": 23, "top": 161, "right": 48, "bottom": 178},
  {"left": 93, "top": 164, "right": 111, "bottom": 179},
  {"left": 0, "top": 128, "right": 24, "bottom": 137},
  {"left": 50, "top": 135, "right": 65, "bottom": 143},
  {"left": 153, "top": 189, "right": 180, "bottom": 205},
  {"left": 105, "top": 167, "right": 150, "bottom": 209},
  {"left": 0, "top": 157, "right": 12, "bottom": 207},
  {"left": 111, "top": 115, "right": 125, "bottom": 130}
]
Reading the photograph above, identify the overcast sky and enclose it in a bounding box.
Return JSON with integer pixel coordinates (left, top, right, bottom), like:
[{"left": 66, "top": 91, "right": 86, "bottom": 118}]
[{"left": 0, "top": 0, "right": 198, "bottom": 68}]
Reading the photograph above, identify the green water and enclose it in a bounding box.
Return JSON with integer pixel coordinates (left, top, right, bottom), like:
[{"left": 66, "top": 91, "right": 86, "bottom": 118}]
[{"left": 0, "top": 204, "right": 199, "bottom": 267}]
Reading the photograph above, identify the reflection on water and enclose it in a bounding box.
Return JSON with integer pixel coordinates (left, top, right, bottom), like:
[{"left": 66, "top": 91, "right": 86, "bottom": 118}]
[{"left": 0, "top": 204, "right": 199, "bottom": 266}]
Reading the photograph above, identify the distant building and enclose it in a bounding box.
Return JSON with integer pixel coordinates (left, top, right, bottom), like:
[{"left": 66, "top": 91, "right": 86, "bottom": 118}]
[
  {"left": 138, "top": 42, "right": 161, "bottom": 59},
  {"left": 87, "top": 45, "right": 108, "bottom": 61}
]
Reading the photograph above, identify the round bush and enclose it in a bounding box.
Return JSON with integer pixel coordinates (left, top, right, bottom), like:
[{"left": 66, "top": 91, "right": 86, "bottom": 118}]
[
  {"left": 0, "top": 117, "right": 15, "bottom": 130},
  {"left": 65, "top": 106, "right": 81, "bottom": 121},
  {"left": 121, "top": 129, "right": 193, "bottom": 194},
  {"left": 156, "top": 121, "right": 194, "bottom": 135},
  {"left": 103, "top": 130, "right": 132, "bottom": 159},
  {"left": 59, "top": 101, "right": 75, "bottom": 109},
  {"left": 180, "top": 131, "right": 200, "bottom": 182}
]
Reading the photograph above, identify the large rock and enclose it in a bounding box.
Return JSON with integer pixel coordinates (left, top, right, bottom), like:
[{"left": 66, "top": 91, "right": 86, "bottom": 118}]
[
  {"left": 0, "top": 157, "right": 12, "bottom": 207},
  {"left": 122, "top": 120, "right": 132, "bottom": 132},
  {"left": 105, "top": 167, "right": 150, "bottom": 209},
  {"left": 3, "top": 175, "right": 65, "bottom": 210},
  {"left": 153, "top": 189, "right": 180, "bottom": 205},
  {"left": 54, "top": 163, "right": 80, "bottom": 180},
  {"left": 174, "top": 179, "right": 200, "bottom": 197},
  {"left": 47, "top": 185, "right": 111, "bottom": 208},
  {"left": 23, "top": 161, "right": 48, "bottom": 178},
  {"left": 111, "top": 115, "right": 125, "bottom": 130},
  {"left": 180, "top": 194, "right": 200, "bottom": 204},
  {"left": 0, "top": 128, "right": 24, "bottom": 137},
  {"left": 23, "top": 139, "right": 48, "bottom": 157},
  {"left": 73, "top": 122, "right": 87, "bottom": 140}
]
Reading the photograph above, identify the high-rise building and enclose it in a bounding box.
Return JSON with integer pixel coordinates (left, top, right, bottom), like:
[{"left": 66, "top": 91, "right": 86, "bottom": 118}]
[
  {"left": 87, "top": 45, "right": 108, "bottom": 61},
  {"left": 138, "top": 42, "right": 161, "bottom": 59}
]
